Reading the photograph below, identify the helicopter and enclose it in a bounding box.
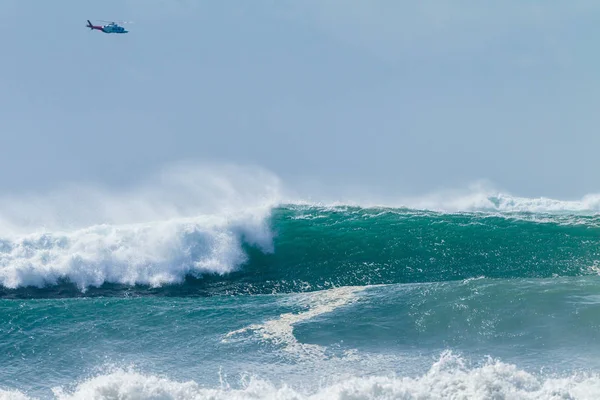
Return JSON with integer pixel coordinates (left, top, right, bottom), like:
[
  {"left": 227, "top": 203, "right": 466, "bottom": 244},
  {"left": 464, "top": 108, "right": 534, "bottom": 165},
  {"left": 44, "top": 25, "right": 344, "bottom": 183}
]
[{"left": 86, "top": 20, "right": 129, "bottom": 34}]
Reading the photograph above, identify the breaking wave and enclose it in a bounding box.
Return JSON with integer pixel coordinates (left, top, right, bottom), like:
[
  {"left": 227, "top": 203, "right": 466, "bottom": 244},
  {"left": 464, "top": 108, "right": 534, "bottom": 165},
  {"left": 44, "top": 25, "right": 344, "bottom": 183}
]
[{"left": 0, "top": 162, "right": 599, "bottom": 295}]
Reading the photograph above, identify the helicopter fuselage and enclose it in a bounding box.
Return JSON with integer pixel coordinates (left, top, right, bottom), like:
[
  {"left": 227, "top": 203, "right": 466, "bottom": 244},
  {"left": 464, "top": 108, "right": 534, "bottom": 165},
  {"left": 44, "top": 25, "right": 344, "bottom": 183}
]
[{"left": 101, "top": 23, "right": 128, "bottom": 34}]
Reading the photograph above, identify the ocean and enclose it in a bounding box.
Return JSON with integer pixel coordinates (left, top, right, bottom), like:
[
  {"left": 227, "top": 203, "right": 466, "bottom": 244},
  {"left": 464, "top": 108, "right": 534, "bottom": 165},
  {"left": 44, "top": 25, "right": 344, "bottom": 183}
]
[{"left": 2, "top": 195, "right": 600, "bottom": 399}]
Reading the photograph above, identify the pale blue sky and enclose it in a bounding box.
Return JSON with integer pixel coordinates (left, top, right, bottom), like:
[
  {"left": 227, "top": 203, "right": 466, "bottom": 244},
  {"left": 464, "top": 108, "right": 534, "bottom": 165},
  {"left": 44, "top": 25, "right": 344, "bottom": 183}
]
[{"left": 1, "top": 1, "right": 600, "bottom": 200}]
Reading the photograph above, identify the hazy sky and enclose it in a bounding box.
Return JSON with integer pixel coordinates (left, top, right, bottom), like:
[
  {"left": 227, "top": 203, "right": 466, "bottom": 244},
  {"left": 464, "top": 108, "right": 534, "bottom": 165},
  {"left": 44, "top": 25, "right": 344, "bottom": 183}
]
[{"left": 1, "top": 1, "right": 600, "bottom": 200}]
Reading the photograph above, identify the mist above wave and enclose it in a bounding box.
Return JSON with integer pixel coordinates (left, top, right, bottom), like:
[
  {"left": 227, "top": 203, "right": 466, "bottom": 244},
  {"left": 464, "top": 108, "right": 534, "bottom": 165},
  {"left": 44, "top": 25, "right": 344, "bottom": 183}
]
[{"left": 0, "top": 161, "right": 283, "bottom": 235}]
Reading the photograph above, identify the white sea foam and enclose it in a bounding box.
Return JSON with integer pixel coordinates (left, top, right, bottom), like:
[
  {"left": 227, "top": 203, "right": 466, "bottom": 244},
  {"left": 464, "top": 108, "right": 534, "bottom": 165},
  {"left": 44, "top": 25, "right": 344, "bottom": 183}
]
[
  {"left": 0, "top": 162, "right": 281, "bottom": 290},
  {"left": 0, "top": 390, "right": 30, "bottom": 400},
  {"left": 0, "top": 212, "right": 274, "bottom": 290},
  {"left": 4, "top": 351, "right": 600, "bottom": 399}
]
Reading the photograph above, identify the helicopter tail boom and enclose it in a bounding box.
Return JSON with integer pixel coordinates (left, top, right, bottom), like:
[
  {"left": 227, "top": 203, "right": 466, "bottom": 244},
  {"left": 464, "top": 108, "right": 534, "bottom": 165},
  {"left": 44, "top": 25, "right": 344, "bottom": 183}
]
[{"left": 86, "top": 20, "right": 103, "bottom": 31}]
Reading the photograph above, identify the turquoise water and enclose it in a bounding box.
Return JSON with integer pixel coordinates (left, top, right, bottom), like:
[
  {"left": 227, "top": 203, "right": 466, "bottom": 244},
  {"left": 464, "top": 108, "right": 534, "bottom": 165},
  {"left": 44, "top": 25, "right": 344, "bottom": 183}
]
[{"left": 2, "top": 205, "right": 600, "bottom": 399}]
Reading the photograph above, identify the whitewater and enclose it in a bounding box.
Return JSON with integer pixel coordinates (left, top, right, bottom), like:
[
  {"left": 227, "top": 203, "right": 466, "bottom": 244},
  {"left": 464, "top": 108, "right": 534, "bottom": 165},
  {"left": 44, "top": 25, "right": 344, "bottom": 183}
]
[{"left": 2, "top": 162, "right": 600, "bottom": 399}]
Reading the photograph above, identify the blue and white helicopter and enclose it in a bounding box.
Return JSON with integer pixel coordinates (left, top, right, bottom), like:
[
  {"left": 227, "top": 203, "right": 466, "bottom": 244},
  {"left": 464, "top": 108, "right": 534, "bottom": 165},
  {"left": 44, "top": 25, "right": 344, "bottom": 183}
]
[{"left": 86, "top": 20, "right": 130, "bottom": 34}]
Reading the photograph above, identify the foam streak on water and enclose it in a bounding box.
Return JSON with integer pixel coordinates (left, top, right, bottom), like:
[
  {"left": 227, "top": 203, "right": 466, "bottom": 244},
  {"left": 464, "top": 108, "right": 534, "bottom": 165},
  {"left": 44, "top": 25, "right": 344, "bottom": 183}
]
[{"left": 223, "top": 286, "right": 366, "bottom": 359}]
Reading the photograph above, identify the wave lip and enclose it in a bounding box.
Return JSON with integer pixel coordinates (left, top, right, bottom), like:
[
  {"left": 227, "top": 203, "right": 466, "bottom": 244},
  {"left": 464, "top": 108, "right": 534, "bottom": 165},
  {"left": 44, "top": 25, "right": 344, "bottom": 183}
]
[
  {"left": 482, "top": 193, "right": 600, "bottom": 214},
  {"left": 355, "top": 190, "right": 600, "bottom": 215}
]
